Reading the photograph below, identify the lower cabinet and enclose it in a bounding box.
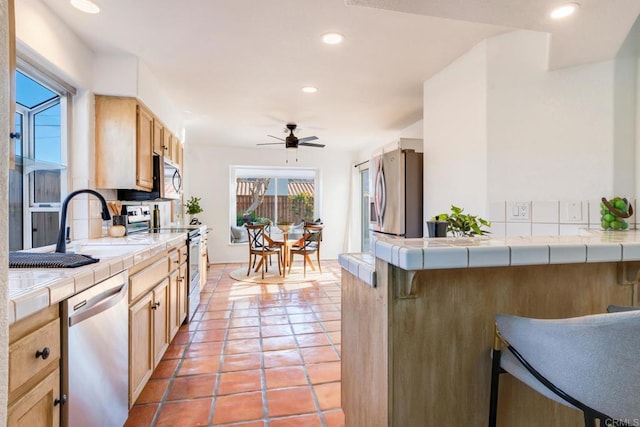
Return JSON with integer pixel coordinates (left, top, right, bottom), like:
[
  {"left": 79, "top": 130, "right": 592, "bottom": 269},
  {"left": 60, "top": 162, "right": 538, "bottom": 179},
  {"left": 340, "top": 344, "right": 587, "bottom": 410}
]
[
  {"left": 8, "top": 369, "right": 60, "bottom": 427},
  {"left": 152, "top": 279, "right": 170, "bottom": 367},
  {"left": 128, "top": 242, "right": 188, "bottom": 408},
  {"left": 129, "top": 292, "right": 154, "bottom": 406},
  {"left": 8, "top": 305, "right": 62, "bottom": 427}
]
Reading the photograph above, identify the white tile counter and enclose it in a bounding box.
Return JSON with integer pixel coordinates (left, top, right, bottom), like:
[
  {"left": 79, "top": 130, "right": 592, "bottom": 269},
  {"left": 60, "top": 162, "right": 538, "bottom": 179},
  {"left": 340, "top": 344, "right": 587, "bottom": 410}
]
[
  {"left": 8, "top": 232, "right": 188, "bottom": 324},
  {"left": 341, "top": 229, "right": 640, "bottom": 273}
]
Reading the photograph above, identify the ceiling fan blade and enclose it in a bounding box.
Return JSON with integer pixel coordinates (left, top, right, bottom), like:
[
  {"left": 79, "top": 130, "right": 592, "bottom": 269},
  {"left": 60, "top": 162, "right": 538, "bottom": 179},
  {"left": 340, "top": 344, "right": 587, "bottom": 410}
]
[
  {"left": 299, "top": 142, "right": 325, "bottom": 148},
  {"left": 297, "top": 136, "right": 318, "bottom": 143},
  {"left": 267, "top": 135, "right": 285, "bottom": 141},
  {"left": 257, "top": 142, "right": 285, "bottom": 146}
]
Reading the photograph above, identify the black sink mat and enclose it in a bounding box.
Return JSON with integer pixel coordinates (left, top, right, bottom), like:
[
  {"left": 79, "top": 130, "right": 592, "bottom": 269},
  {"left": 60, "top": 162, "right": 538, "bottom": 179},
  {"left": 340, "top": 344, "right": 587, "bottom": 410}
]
[{"left": 9, "top": 252, "right": 100, "bottom": 268}]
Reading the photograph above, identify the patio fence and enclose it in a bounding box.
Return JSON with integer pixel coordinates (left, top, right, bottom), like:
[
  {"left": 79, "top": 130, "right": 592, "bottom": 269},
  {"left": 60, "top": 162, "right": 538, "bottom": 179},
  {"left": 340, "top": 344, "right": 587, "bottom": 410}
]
[{"left": 236, "top": 195, "right": 313, "bottom": 224}]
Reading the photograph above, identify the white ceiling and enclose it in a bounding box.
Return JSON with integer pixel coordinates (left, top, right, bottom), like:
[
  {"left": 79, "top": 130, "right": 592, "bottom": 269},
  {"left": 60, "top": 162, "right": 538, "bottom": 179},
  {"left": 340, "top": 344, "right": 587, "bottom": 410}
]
[{"left": 39, "top": 0, "right": 640, "bottom": 152}]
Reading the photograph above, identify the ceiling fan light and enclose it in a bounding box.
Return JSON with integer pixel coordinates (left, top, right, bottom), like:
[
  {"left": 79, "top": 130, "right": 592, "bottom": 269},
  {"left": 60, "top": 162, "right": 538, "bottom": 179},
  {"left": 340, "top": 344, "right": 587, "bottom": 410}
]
[
  {"left": 70, "top": 0, "right": 100, "bottom": 13},
  {"left": 286, "top": 146, "right": 297, "bottom": 151},
  {"left": 322, "top": 32, "right": 344, "bottom": 45},
  {"left": 550, "top": 3, "right": 579, "bottom": 19}
]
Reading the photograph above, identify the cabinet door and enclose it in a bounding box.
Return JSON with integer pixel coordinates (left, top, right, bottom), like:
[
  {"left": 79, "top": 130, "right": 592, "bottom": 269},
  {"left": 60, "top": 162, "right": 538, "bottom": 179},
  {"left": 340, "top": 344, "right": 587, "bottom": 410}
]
[
  {"left": 129, "top": 292, "right": 153, "bottom": 407},
  {"left": 168, "top": 271, "right": 179, "bottom": 340},
  {"left": 136, "top": 105, "right": 154, "bottom": 190},
  {"left": 177, "top": 142, "right": 184, "bottom": 173},
  {"left": 163, "top": 128, "right": 171, "bottom": 159},
  {"left": 178, "top": 263, "right": 188, "bottom": 325},
  {"left": 152, "top": 279, "right": 170, "bottom": 366},
  {"left": 8, "top": 368, "right": 60, "bottom": 427},
  {"left": 152, "top": 119, "right": 163, "bottom": 155}
]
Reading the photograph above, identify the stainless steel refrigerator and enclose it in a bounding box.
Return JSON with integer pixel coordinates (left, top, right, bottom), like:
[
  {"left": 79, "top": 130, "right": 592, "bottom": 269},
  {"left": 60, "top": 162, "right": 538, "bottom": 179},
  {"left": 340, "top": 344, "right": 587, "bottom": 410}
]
[{"left": 370, "top": 148, "right": 423, "bottom": 238}]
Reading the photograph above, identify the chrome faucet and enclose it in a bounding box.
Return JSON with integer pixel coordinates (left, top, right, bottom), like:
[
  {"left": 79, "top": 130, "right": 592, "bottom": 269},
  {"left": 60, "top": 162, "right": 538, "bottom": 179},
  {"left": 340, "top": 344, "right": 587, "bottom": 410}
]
[{"left": 55, "top": 189, "right": 111, "bottom": 253}]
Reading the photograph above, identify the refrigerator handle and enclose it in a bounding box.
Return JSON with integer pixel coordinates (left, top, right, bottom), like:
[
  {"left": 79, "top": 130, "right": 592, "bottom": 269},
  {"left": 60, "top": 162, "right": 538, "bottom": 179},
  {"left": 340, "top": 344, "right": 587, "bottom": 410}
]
[{"left": 375, "top": 161, "right": 386, "bottom": 229}]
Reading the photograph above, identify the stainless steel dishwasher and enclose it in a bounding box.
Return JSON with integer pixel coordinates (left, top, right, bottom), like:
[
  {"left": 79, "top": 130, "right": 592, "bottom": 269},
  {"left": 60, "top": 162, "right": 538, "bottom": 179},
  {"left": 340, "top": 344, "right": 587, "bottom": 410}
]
[{"left": 61, "top": 271, "right": 129, "bottom": 427}]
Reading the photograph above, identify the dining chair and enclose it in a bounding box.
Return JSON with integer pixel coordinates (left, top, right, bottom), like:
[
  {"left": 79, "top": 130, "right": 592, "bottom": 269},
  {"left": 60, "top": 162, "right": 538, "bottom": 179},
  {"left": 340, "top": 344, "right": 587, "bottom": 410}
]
[
  {"left": 488, "top": 310, "right": 640, "bottom": 427},
  {"left": 288, "top": 224, "right": 323, "bottom": 277},
  {"left": 244, "top": 223, "right": 281, "bottom": 279}
]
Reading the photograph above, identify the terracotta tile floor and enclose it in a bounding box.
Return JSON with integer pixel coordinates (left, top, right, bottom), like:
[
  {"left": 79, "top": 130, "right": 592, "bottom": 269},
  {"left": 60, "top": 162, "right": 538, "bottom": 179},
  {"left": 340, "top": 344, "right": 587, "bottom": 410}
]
[{"left": 125, "top": 261, "right": 344, "bottom": 427}]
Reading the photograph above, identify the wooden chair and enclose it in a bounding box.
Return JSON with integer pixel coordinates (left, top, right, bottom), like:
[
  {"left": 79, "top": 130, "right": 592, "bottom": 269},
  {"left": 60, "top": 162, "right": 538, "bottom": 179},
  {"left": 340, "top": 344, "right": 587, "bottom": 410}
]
[
  {"left": 288, "top": 224, "right": 323, "bottom": 277},
  {"left": 245, "top": 223, "right": 281, "bottom": 279}
]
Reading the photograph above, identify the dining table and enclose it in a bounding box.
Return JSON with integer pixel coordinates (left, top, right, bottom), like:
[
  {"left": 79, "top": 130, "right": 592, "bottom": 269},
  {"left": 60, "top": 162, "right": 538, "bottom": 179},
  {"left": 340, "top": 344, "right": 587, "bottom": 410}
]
[{"left": 266, "top": 231, "right": 304, "bottom": 277}]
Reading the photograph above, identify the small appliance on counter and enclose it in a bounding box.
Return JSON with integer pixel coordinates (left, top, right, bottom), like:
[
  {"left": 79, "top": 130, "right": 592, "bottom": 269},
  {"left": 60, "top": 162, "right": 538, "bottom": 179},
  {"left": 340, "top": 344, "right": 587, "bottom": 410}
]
[{"left": 123, "top": 205, "right": 151, "bottom": 234}]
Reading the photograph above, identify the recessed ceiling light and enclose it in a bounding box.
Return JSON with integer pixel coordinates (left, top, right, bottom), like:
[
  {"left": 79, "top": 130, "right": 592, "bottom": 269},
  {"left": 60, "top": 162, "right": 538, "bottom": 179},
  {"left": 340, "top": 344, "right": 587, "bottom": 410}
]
[
  {"left": 70, "top": 0, "right": 100, "bottom": 14},
  {"left": 302, "top": 86, "right": 318, "bottom": 94},
  {"left": 322, "top": 32, "right": 344, "bottom": 45},
  {"left": 550, "top": 3, "right": 579, "bottom": 19}
]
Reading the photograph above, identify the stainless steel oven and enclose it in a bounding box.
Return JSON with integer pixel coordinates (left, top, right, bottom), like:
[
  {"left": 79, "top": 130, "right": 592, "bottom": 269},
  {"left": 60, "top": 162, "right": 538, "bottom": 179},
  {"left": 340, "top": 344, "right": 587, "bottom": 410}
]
[{"left": 187, "top": 229, "right": 201, "bottom": 321}]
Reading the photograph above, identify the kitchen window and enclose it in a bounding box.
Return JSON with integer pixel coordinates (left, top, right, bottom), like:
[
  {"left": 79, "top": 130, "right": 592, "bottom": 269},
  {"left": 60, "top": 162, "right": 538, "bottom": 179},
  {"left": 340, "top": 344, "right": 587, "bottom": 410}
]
[
  {"left": 229, "top": 166, "right": 321, "bottom": 243},
  {"left": 9, "top": 66, "right": 70, "bottom": 250}
]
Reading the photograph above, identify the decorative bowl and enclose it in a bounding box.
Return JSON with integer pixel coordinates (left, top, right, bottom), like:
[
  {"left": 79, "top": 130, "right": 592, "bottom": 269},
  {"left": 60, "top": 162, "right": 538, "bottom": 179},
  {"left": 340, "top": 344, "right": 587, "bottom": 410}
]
[{"left": 277, "top": 222, "right": 294, "bottom": 233}]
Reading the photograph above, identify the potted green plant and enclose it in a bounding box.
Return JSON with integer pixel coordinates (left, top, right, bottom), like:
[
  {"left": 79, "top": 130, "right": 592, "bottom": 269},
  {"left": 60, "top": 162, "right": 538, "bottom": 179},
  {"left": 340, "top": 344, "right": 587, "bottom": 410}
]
[
  {"left": 185, "top": 196, "right": 203, "bottom": 224},
  {"left": 432, "top": 205, "right": 491, "bottom": 237}
]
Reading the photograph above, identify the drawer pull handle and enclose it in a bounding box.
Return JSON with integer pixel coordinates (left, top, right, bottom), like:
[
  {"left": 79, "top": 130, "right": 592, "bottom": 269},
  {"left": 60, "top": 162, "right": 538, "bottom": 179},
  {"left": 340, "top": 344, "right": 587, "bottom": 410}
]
[
  {"left": 151, "top": 302, "right": 160, "bottom": 310},
  {"left": 173, "top": 260, "right": 180, "bottom": 264},
  {"left": 35, "top": 347, "right": 50, "bottom": 360},
  {"left": 54, "top": 395, "right": 67, "bottom": 406},
  {"left": 177, "top": 276, "right": 184, "bottom": 282}
]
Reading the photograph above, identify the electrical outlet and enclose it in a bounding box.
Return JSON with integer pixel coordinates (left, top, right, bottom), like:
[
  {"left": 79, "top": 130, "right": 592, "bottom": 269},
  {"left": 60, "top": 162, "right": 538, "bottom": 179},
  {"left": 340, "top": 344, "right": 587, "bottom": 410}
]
[
  {"left": 509, "top": 202, "right": 530, "bottom": 221},
  {"left": 566, "top": 201, "right": 582, "bottom": 221}
]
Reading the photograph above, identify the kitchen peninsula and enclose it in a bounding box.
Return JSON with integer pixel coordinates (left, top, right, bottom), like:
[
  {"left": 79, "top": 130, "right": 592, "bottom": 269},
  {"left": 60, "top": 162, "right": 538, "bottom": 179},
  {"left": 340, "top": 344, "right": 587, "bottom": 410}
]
[{"left": 339, "top": 231, "right": 640, "bottom": 426}]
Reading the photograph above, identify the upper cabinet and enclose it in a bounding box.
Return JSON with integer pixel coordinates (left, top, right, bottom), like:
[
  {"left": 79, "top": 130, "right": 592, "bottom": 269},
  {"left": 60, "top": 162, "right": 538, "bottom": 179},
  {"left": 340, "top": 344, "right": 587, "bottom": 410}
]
[
  {"left": 95, "top": 96, "right": 154, "bottom": 191},
  {"left": 95, "top": 95, "right": 184, "bottom": 191},
  {"left": 152, "top": 118, "right": 164, "bottom": 156}
]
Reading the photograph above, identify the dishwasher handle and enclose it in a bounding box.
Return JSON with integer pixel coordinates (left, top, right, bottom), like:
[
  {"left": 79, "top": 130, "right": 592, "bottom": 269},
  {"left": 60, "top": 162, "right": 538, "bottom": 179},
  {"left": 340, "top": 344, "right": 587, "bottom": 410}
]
[{"left": 68, "top": 282, "right": 128, "bottom": 328}]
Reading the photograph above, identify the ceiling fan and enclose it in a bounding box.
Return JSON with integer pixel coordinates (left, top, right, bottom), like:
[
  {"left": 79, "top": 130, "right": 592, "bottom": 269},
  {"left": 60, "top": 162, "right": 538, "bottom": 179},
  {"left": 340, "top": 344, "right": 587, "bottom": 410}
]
[{"left": 258, "top": 123, "right": 325, "bottom": 150}]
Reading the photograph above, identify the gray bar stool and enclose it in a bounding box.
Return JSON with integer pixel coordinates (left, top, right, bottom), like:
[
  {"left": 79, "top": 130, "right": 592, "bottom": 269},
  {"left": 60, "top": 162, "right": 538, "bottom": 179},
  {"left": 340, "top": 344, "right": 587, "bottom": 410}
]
[{"left": 489, "top": 310, "right": 640, "bottom": 426}]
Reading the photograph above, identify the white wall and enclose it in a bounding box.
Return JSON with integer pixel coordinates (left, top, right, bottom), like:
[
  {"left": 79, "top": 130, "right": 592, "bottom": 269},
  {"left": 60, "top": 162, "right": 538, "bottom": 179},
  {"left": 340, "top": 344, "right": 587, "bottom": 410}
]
[
  {"left": 184, "top": 144, "right": 356, "bottom": 263},
  {"left": 422, "top": 28, "right": 640, "bottom": 234},
  {"left": 486, "top": 30, "right": 616, "bottom": 201},
  {"left": 423, "top": 41, "right": 488, "bottom": 220}
]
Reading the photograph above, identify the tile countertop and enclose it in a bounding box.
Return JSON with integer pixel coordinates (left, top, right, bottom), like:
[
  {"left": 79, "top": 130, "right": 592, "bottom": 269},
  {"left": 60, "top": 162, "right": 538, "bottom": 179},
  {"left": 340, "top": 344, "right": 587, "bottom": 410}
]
[
  {"left": 8, "top": 231, "right": 189, "bottom": 325},
  {"left": 342, "top": 229, "right": 640, "bottom": 273}
]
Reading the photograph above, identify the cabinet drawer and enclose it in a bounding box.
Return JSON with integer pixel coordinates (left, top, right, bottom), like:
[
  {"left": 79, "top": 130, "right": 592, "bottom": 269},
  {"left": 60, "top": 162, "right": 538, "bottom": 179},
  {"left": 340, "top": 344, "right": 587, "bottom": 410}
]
[
  {"left": 9, "top": 318, "right": 60, "bottom": 395},
  {"left": 168, "top": 250, "right": 180, "bottom": 273},
  {"left": 130, "top": 258, "right": 168, "bottom": 302}
]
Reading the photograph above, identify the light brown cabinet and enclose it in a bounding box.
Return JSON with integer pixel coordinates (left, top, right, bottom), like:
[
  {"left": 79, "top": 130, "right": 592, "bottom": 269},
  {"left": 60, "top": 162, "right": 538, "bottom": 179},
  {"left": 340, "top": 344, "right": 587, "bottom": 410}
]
[
  {"left": 95, "top": 96, "right": 155, "bottom": 191},
  {"left": 128, "top": 241, "right": 188, "bottom": 407},
  {"left": 136, "top": 105, "right": 154, "bottom": 190},
  {"left": 129, "top": 291, "right": 153, "bottom": 406},
  {"left": 129, "top": 279, "right": 171, "bottom": 406},
  {"left": 8, "top": 305, "right": 62, "bottom": 427},
  {"left": 168, "top": 244, "right": 188, "bottom": 340},
  {"left": 152, "top": 118, "right": 164, "bottom": 156},
  {"left": 162, "top": 127, "right": 171, "bottom": 158},
  {"left": 152, "top": 279, "right": 170, "bottom": 367}
]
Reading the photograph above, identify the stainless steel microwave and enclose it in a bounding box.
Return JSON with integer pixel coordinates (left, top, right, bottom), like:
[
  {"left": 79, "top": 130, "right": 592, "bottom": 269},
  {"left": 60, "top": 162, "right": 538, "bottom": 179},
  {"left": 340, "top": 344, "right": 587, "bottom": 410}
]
[
  {"left": 117, "top": 155, "right": 182, "bottom": 201},
  {"left": 162, "top": 158, "right": 182, "bottom": 200}
]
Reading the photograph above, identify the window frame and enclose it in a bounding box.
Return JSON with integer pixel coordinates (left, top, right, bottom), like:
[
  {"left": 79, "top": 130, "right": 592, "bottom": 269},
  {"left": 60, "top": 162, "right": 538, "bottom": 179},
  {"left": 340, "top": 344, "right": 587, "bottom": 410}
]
[
  {"left": 13, "top": 65, "right": 70, "bottom": 249},
  {"left": 229, "top": 165, "right": 322, "bottom": 245}
]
